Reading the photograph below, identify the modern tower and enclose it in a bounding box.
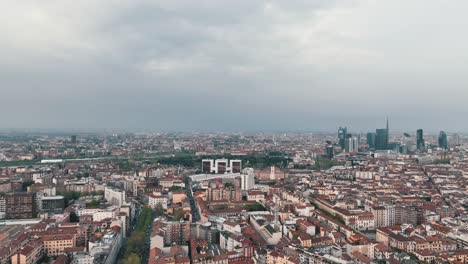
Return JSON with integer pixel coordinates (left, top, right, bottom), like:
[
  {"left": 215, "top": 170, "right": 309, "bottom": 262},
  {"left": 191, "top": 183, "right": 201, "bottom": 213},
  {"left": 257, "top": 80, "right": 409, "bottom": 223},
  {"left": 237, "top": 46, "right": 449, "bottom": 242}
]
[
  {"left": 416, "top": 129, "right": 425, "bottom": 151},
  {"left": 338, "top": 127, "right": 348, "bottom": 149},
  {"left": 375, "top": 117, "right": 389, "bottom": 150},
  {"left": 326, "top": 144, "right": 334, "bottom": 159},
  {"left": 438, "top": 131, "right": 448, "bottom": 149},
  {"left": 345, "top": 136, "right": 359, "bottom": 153},
  {"left": 367, "top": 132, "right": 376, "bottom": 149},
  {"left": 386, "top": 116, "right": 389, "bottom": 145}
]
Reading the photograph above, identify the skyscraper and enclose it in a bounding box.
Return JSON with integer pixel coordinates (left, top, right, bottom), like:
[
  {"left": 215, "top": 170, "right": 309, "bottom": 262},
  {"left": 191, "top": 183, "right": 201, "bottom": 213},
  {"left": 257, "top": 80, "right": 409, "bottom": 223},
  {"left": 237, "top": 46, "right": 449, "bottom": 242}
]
[
  {"left": 345, "top": 136, "right": 359, "bottom": 153},
  {"left": 338, "top": 127, "right": 347, "bottom": 149},
  {"left": 375, "top": 117, "right": 389, "bottom": 150},
  {"left": 367, "top": 132, "right": 376, "bottom": 149},
  {"left": 326, "top": 144, "right": 334, "bottom": 159},
  {"left": 438, "top": 131, "right": 448, "bottom": 149},
  {"left": 416, "top": 129, "right": 425, "bottom": 151}
]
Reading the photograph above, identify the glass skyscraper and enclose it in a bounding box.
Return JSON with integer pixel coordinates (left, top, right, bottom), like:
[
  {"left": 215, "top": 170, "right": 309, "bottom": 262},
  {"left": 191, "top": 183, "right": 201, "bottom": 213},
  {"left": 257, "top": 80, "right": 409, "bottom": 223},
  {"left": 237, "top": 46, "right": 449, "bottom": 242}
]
[
  {"left": 438, "top": 131, "right": 448, "bottom": 149},
  {"left": 375, "top": 129, "right": 388, "bottom": 150},
  {"left": 338, "top": 127, "right": 348, "bottom": 149},
  {"left": 374, "top": 117, "right": 389, "bottom": 150},
  {"left": 367, "top": 132, "right": 376, "bottom": 149},
  {"left": 417, "top": 129, "right": 425, "bottom": 151}
]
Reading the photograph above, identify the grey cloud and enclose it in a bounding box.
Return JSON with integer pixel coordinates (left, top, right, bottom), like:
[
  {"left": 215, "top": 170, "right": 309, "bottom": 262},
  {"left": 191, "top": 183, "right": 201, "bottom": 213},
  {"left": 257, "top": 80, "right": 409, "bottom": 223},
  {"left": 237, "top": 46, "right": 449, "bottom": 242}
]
[{"left": 1, "top": 0, "right": 468, "bottom": 132}]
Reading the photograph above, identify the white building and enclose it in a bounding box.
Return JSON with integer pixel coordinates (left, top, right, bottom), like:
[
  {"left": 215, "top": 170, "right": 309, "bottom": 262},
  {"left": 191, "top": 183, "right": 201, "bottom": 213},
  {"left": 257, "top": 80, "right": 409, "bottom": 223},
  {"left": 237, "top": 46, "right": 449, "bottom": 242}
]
[
  {"left": 148, "top": 194, "right": 168, "bottom": 210},
  {"left": 241, "top": 168, "right": 255, "bottom": 191},
  {"left": 76, "top": 208, "right": 117, "bottom": 222},
  {"left": 0, "top": 196, "right": 5, "bottom": 219},
  {"left": 104, "top": 187, "right": 126, "bottom": 207}
]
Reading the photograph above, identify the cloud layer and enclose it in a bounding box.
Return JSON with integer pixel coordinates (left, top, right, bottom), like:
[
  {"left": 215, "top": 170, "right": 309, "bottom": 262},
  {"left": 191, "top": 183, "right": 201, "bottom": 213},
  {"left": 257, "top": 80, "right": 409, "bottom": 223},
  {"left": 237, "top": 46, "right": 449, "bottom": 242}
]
[{"left": 1, "top": 0, "right": 468, "bottom": 132}]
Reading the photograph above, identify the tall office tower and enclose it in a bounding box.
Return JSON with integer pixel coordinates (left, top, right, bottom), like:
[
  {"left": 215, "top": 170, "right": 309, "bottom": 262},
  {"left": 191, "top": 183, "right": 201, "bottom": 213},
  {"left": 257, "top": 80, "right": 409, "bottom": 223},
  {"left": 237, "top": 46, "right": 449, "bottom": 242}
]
[
  {"left": 416, "top": 129, "right": 425, "bottom": 151},
  {"left": 352, "top": 136, "right": 359, "bottom": 152},
  {"left": 71, "top": 135, "right": 77, "bottom": 144},
  {"left": 375, "top": 117, "right": 389, "bottom": 150},
  {"left": 438, "top": 131, "right": 448, "bottom": 149},
  {"left": 326, "top": 144, "right": 334, "bottom": 159},
  {"left": 367, "top": 132, "right": 376, "bottom": 149},
  {"left": 345, "top": 136, "right": 359, "bottom": 153},
  {"left": 338, "top": 127, "right": 347, "bottom": 149},
  {"left": 375, "top": 129, "right": 388, "bottom": 150}
]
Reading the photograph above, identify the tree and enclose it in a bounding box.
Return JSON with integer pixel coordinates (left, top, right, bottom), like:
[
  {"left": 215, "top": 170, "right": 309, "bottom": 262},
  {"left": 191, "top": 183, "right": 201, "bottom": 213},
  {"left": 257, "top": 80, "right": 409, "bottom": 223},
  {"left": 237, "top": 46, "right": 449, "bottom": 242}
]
[
  {"left": 169, "top": 186, "right": 183, "bottom": 192},
  {"left": 86, "top": 200, "right": 100, "bottom": 208},
  {"left": 126, "top": 232, "right": 145, "bottom": 255},
  {"left": 154, "top": 204, "right": 165, "bottom": 217},
  {"left": 69, "top": 212, "right": 80, "bottom": 223},
  {"left": 246, "top": 203, "right": 266, "bottom": 212},
  {"left": 122, "top": 253, "right": 140, "bottom": 264}
]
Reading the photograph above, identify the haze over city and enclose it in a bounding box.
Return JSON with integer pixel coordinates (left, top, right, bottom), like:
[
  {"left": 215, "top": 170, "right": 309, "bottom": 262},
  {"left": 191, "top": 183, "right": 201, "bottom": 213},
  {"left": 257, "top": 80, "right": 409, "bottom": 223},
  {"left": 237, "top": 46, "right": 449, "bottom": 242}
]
[
  {"left": 2, "top": 2, "right": 468, "bottom": 264},
  {"left": 2, "top": 0, "right": 468, "bottom": 132}
]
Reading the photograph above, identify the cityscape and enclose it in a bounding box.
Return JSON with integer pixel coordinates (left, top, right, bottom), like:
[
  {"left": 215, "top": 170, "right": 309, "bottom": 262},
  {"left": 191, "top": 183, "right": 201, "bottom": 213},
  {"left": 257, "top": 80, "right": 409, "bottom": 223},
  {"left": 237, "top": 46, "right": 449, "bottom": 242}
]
[
  {"left": 0, "top": 124, "right": 466, "bottom": 264},
  {"left": 2, "top": 1, "right": 468, "bottom": 264}
]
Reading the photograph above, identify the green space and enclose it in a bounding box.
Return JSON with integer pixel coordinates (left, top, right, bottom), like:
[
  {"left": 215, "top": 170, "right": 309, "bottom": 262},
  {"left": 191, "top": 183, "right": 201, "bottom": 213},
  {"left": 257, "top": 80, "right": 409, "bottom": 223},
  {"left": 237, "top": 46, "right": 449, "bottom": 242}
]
[
  {"left": 311, "top": 201, "right": 345, "bottom": 225},
  {"left": 69, "top": 212, "right": 80, "bottom": 222},
  {"left": 115, "top": 151, "right": 292, "bottom": 169},
  {"left": 121, "top": 207, "right": 152, "bottom": 264},
  {"left": 433, "top": 159, "right": 450, "bottom": 164},
  {"left": 246, "top": 203, "right": 266, "bottom": 212},
  {"left": 86, "top": 200, "right": 100, "bottom": 208},
  {"left": 0, "top": 160, "right": 39, "bottom": 167},
  {"left": 168, "top": 186, "right": 183, "bottom": 192}
]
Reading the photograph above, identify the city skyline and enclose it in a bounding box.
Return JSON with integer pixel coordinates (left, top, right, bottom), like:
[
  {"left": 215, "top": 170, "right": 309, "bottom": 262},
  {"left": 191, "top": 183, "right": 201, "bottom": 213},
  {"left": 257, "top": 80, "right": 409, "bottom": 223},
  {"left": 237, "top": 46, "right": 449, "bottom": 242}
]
[{"left": 0, "top": 125, "right": 463, "bottom": 135}]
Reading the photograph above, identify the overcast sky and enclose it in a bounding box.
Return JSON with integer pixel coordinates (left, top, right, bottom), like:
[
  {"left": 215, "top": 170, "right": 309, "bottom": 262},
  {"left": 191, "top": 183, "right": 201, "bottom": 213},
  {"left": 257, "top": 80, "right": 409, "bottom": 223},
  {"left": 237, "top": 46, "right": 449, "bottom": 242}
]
[{"left": 1, "top": 0, "right": 467, "bottom": 133}]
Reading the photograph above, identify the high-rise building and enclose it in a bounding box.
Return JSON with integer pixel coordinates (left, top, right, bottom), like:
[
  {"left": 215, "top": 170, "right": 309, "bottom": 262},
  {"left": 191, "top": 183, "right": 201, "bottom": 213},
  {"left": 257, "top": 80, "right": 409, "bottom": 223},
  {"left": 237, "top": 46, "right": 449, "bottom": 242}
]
[
  {"left": 338, "top": 127, "right": 347, "bottom": 149},
  {"left": 375, "top": 117, "right": 389, "bottom": 150},
  {"left": 416, "top": 129, "right": 425, "bottom": 151},
  {"left": 375, "top": 129, "right": 388, "bottom": 150},
  {"left": 366, "top": 132, "right": 376, "bottom": 149},
  {"left": 241, "top": 169, "right": 255, "bottom": 191},
  {"left": 438, "top": 131, "right": 448, "bottom": 149},
  {"left": 326, "top": 144, "right": 334, "bottom": 159},
  {"left": 345, "top": 136, "right": 359, "bottom": 153},
  {"left": 71, "top": 135, "right": 77, "bottom": 144}
]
